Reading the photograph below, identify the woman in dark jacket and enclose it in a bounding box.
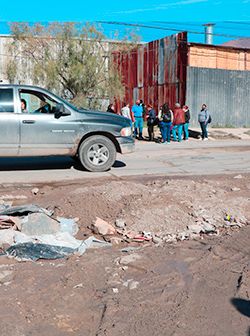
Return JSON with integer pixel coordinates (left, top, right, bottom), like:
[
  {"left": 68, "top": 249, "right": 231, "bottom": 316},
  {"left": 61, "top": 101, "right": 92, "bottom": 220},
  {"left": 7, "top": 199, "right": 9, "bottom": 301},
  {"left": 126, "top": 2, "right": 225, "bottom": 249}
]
[
  {"left": 159, "top": 103, "right": 173, "bottom": 144},
  {"left": 147, "top": 104, "right": 156, "bottom": 141},
  {"left": 183, "top": 105, "right": 190, "bottom": 141}
]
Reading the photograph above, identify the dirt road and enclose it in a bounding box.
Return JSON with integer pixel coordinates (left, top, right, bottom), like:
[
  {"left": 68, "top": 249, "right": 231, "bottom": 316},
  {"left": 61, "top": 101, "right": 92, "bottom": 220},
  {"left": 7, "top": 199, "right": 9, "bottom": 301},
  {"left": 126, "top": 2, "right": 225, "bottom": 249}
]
[
  {"left": 0, "top": 173, "right": 249, "bottom": 335},
  {"left": 0, "top": 139, "right": 249, "bottom": 184}
]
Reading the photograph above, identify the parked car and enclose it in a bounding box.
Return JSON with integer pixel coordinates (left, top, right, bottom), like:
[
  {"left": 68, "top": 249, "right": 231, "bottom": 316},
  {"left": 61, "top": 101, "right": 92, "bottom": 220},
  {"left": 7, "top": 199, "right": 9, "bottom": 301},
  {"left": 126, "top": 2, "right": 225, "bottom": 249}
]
[{"left": 0, "top": 85, "right": 134, "bottom": 172}]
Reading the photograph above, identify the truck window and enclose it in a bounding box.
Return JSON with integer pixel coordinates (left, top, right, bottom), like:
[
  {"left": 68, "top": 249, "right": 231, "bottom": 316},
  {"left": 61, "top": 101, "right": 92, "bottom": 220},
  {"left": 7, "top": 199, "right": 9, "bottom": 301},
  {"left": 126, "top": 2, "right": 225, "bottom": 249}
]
[
  {"left": 19, "top": 90, "right": 57, "bottom": 114},
  {"left": 0, "top": 88, "right": 14, "bottom": 112}
]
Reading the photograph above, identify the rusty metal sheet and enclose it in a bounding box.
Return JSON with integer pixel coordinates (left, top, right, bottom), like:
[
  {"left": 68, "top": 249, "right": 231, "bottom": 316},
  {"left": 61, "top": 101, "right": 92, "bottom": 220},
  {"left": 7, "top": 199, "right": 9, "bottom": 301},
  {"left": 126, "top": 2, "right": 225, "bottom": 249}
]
[
  {"left": 113, "top": 32, "right": 188, "bottom": 112},
  {"left": 137, "top": 46, "right": 144, "bottom": 88}
]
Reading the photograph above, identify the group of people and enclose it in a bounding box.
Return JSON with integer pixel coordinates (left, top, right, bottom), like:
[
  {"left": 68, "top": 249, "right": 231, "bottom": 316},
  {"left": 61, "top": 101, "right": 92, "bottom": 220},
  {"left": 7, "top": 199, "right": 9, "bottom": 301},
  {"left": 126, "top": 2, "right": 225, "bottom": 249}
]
[{"left": 107, "top": 100, "right": 211, "bottom": 142}]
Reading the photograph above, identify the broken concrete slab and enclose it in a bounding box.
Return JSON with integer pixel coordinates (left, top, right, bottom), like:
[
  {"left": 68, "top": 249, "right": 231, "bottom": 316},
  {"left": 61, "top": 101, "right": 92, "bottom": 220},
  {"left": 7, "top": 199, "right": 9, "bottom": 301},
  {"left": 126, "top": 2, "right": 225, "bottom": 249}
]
[
  {"left": 188, "top": 224, "right": 202, "bottom": 234},
  {"left": 92, "top": 217, "right": 116, "bottom": 236},
  {"left": 21, "top": 213, "right": 60, "bottom": 236}
]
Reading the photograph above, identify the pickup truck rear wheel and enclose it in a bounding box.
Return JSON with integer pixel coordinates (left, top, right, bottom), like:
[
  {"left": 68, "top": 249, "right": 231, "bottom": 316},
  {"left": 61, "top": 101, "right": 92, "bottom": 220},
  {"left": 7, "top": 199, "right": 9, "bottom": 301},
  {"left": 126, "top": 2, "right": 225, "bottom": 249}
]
[{"left": 78, "top": 135, "right": 117, "bottom": 172}]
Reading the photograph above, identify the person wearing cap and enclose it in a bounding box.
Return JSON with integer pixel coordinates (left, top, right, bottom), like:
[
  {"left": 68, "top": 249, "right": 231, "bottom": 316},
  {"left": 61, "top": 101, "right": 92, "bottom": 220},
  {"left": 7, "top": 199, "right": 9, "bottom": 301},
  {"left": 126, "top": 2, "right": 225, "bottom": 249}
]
[
  {"left": 172, "top": 103, "right": 185, "bottom": 142},
  {"left": 183, "top": 105, "right": 190, "bottom": 141},
  {"left": 132, "top": 99, "right": 144, "bottom": 139}
]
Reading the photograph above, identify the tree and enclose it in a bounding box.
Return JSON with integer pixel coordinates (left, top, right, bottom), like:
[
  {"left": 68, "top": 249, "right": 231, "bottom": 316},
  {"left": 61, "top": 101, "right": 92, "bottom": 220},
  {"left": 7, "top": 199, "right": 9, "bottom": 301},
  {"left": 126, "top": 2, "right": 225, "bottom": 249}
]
[{"left": 6, "top": 22, "right": 129, "bottom": 109}]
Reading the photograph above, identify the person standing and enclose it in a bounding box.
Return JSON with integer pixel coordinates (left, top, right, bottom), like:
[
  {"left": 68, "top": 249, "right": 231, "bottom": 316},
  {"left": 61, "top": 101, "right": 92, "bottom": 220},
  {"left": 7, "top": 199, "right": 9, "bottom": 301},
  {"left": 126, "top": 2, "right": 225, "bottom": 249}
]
[
  {"left": 121, "top": 103, "right": 131, "bottom": 120},
  {"left": 198, "top": 104, "right": 210, "bottom": 141},
  {"left": 132, "top": 99, "right": 144, "bottom": 139},
  {"left": 183, "top": 105, "right": 190, "bottom": 141},
  {"left": 159, "top": 103, "right": 173, "bottom": 144},
  {"left": 172, "top": 103, "right": 185, "bottom": 142},
  {"left": 147, "top": 104, "right": 156, "bottom": 141},
  {"left": 106, "top": 104, "right": 116, "bottom": 114}
]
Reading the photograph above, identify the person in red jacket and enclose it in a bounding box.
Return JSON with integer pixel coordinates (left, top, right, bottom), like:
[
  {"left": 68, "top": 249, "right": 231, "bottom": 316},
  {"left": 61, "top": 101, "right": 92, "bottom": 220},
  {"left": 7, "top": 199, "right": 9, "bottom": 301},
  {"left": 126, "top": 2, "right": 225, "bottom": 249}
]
[{"left": 172, "top": 103, "right": 185, "bottom": 142}]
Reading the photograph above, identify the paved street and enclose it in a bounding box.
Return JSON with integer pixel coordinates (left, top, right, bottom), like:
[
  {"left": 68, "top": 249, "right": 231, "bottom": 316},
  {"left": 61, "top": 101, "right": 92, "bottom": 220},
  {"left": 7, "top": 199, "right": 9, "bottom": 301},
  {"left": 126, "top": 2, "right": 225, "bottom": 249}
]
[{"left": 0, "top": 139, "right": 249, "bottom": 184}]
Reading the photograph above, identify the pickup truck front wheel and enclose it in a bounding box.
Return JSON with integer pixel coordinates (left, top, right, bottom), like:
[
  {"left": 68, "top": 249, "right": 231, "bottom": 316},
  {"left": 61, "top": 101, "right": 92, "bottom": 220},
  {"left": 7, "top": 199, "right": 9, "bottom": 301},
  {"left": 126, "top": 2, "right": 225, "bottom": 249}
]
[{"left": 78, "top": 135, "right": 117, "bottom": 172}]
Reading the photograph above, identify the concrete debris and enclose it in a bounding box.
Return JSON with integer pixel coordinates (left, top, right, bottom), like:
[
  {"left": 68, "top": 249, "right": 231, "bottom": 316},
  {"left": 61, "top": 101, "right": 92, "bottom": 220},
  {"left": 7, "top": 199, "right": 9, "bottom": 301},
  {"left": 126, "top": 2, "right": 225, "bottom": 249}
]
[
  {"left": 0, "top": 202, "right": 111, "bottom": 261},
  {"left": 201, "top": 222, "right": 216, "bottom": 233},
  {"left": 152, "top": 235, "right": 163, "bottom": 245},
  {"left": 115, "top": 219, "right": 126, "bottom": 229},
  {"left": 110, "top": 237, "right": 123, "bottom": 245},
  {"left": 123, "top": 279, "right": 140, "bottom": 290},
  {"left": 0, "top": 270, "right": 14, "bottom": 284},
  {"left": 57, "top": 217, "right": 79, "bottom": 236},
  {"left": 176, "top": 231, "right": 190, "bottom": 241},
  {"left": 120, "top": 246, "right": 141, "bottom": 253},
  {"left": 119, "top": 253, "right": 142, "bottom": 265},
  {"left": 0, "top": 216, "right": 21, "bottom": 230},
  {"left": 92, "top": 217, "right": 116, "bottom": 236},
  {"left": 188, "top": 224, "right": 203, "bottom": 234},
  {"left": 21, "top": 213, "right": 60, "bottom": 236}
]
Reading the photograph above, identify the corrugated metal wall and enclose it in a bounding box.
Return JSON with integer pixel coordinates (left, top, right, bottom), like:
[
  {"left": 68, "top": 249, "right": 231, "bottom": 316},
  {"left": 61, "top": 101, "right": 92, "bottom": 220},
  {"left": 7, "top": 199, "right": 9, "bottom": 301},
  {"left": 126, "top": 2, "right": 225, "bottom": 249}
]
[
  {"left": 186, "top": 66, "right": 250, "bottom": 127},
  {"left": 114, "top": 32, "right": 188, "bottom": 112}
]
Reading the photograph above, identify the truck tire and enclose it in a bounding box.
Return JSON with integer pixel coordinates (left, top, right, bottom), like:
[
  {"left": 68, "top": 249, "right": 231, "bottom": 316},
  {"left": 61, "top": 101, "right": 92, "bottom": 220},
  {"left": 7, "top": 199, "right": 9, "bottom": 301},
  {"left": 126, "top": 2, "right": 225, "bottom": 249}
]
[{"left": 78, "top": 135, "right": 117, "bottom": 172}]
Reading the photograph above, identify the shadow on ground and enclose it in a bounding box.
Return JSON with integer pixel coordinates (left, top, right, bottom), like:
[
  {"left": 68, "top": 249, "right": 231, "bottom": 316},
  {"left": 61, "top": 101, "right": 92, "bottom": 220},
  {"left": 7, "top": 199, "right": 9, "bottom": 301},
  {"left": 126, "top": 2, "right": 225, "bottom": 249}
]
[
  {"left": 231, "top": 298, "right": 250, "bottom": 318},
  {"left": 0, "top": 157, "right": 126, "bottom": 172}
]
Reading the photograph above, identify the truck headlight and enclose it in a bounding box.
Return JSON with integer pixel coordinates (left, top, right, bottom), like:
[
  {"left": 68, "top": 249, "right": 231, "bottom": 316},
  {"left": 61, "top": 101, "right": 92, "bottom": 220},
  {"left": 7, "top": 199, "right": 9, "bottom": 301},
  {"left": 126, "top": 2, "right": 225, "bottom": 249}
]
[{"left": 120, "top": 127, "right": 132, "bottom": 137}]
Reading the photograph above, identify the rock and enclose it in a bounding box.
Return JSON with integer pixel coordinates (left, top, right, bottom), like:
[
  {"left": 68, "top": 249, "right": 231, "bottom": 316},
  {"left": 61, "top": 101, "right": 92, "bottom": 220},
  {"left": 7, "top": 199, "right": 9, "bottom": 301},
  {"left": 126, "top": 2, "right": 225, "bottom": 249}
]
[
  {"left": 120, "top": 246, "right": 140, "bottom": 253},
  {"left": 188, "top": 224, "right": 202, "bottom": 234},
  {"left": 176, "top": 232, "right": 189, "bottom": 241},
  {"left": 0, "top": 270, "right": 14, "bottom": 284},
  {"left": 123, "top": 279, "right": 139, "bottom": 290},
  {"left": 231, "top": 187, "right": 241, "bottom": 192},
  {"left": 31, "top": 187, "right": 39, "bottom": 195},
  {"left": 201, "top": 222, "right": 216, "bottom": 233},
  {"left": 112, "top": 288, "right": 119, "bottom": 294},
  {"left": 73, "top": 283, "right": 83, "bottom": 289},
  {"left": 119, "top": 253, "right": 142, "bottom": 265},
  {"left": 110, "top": 237, "right": 123, "bottom": 245},
  {"left": 21, "top": 213, "right": 60, "bottom": 236},
  {"left": 233, "top": 174, "right": 243, "bottom": 179},
  {"left": 92, "top": 217, "right": 116, "bottom": 236},
  {"left": 115, "top": 219, "right": 126, "bottom": 229},
  {"left": 163, "top": 234, "right": 177, "bottom": 243},
  {"left": 152, "top": 235, "right": 163, "bottom": 245}
]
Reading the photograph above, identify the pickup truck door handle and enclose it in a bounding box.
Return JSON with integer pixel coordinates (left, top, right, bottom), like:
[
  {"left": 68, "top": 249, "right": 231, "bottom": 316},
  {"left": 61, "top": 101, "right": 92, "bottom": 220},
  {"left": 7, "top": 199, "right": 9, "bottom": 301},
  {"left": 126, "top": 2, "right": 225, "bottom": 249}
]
[{"left": 22, "top": 120, "right": 36, "bottom": 124}]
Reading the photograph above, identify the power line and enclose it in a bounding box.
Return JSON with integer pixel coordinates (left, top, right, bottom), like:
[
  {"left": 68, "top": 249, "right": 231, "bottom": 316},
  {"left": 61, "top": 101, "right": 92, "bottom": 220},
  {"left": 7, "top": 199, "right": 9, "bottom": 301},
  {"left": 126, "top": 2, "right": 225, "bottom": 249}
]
[{"left": 98, "top": 21, "right": 250, "bottom": 39}]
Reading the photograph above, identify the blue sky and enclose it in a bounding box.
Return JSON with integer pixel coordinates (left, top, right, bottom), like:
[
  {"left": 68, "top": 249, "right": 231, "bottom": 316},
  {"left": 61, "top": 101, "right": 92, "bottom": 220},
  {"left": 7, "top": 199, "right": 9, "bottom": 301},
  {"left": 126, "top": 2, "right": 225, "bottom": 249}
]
[{"left": 0, "top": 0, "right": 249, "bottom": 44}]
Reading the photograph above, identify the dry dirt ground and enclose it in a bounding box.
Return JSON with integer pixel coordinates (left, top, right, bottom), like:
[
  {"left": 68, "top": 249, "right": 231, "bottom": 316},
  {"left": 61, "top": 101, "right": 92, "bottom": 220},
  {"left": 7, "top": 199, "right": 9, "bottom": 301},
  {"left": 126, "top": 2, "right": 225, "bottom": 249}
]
[{"left": 0, "top": 174, "right": 249, "bottom": 336}]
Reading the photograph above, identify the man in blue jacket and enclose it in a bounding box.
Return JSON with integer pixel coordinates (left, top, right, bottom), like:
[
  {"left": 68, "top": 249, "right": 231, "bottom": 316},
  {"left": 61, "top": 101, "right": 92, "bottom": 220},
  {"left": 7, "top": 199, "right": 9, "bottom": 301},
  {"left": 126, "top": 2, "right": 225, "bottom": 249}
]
[{"left": 132, "top": 100, "right": 144, "bottom": 139}]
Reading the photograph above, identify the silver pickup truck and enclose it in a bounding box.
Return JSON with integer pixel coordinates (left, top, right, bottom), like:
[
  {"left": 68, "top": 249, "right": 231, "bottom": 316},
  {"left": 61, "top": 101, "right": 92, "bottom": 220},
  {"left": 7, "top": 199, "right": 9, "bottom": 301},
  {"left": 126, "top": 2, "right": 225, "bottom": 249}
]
[{"left": 0, "top": 85, "right": 134, "bottom": 172}]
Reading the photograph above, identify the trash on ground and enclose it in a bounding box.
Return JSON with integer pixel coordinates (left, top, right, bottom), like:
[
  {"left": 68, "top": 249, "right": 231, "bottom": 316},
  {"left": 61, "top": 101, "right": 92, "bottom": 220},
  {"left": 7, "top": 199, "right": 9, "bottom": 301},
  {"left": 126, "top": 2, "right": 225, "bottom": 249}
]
[
  {"left": 0, "top": 204, "right": 111, "bottom": 261},
  {"left": 0, "top": 204, "right": 53, "bottom": 217},
  {"left": 6, "top": 243, "right": 75, "bottom": 261}
]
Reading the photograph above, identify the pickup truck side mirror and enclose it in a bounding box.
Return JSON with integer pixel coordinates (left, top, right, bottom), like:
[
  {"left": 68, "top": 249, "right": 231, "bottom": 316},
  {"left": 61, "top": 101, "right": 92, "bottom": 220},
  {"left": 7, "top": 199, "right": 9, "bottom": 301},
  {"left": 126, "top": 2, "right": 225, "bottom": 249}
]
[{"left": 54, "top": 103, "right": 70, "bottom": 119}]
